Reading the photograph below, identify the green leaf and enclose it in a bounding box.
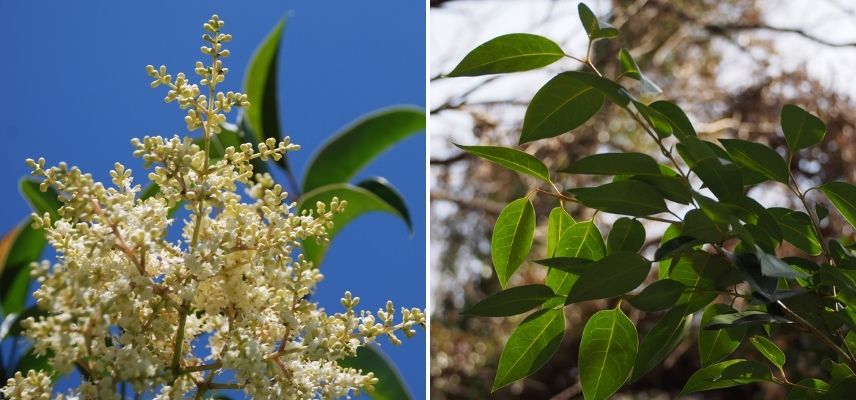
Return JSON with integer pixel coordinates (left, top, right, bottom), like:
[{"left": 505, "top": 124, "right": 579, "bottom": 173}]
[
  {"left": 826, "top": 377, "right": 856, "bottom": 399},
  {"left": 756, "top": 247, "right": 806, "bottom": 278},
  {"left": 575, "top": 180, "right": 667, "bottom": 216},
  {"left": 339, "top": 346, "right": 411, "bottom": 400},
  {"left": 491, "top": 198, "right": 536, "bottom": 288},
  {"left": 634, "top": 101, "right": 673, "bottom": 138},
  {"left": 14, "top": 348, "right": 53, "bottom": 377},
  {"left": 619, "top": 49, "right": 661, "bottom": 94},
  {"left": 649, "top": 100, "right": 696, "bottom": 139},
  {"left": 681, "top": 209, "right": 725, "bottom": 243},
  {"left": 297, "top": 183, "right": 408, "bottom": 266},
  {"left": 631, "top": 174, "right": 692, "bottom": 204},
  {"left": 20, "top": 179, "right": 62, "bottom": 220},
  {"left": 463, "top": 285, "right": 555, "bottom": 317},
  {"left": 520, "top": 72, "right": 604, "bottom": 143},
  {"left": 565, "top": 251, "right": 651, "bottom": 304},
  {"left": 455, "top": 144, "right": 551, "bottom": 183},
  {"left": 533, "top": 257, "right": 593, "bottom": 275},
  {"left": 819, "top": 181, "right": 856, "bottom": 231},
  {"left": 698, "top": 304, "right": 747, "bottom": 367},
  {"left": 769, "top": 208, "right": 822, "bottom": 256},
  {"left": 749, "top": 335, "right": 785, "bottom": 371},
  {"left": 577, "top": 3, "right": 620, "bottom": 40},
  {"left": 607, "top": 217, "right": 645, "bottom": 254},
  {"left": 244, "top": 18, "right": 285, "bottom": 146},
  {"left": 579, "top": 307, "right": 637, "bottom": 400},
  {"left": 786, "top": 379, "right": 828, "bottom": 400},
  {"left": 1, "top": 306, "right": 46, "bottom": 339},
  {"left": 719, "top": 139, "right": 789, "bottom": 184},
  {"left": 546, "top": 207, "right": 574, "bottom": 257},
  {"left": 671, "top": 252, "right": 736, "bottom": 313},
  {"left": 631, "top": 307, "right": 689, "bottom": 381},
  {"left": 545, "top": 221, "right": 604, "bottom": 306},
  {"left": 492, "top": 309, "right": 565, "bottom": 391},
  {"left": 704, "top": 310, "right": 792, "bottom": 330},
  {"left": 571, "top": 71, "right": 634, "bottom": 107},
  {"left": 781, "top": 104, "right": 825, "bottom": 151},
  {"left": 628, "top": 279, "right": 685, "bottom": 312},
  {"left": 691, "top": 158, "right": 743, "bottom": 199},
  {"left": 356, "top": 177, "right": 412, "bottom": 234},
  {"left": 447, "top": 33, "right": 565, "bottom": 77},
  {"left": 562, "top": 152, "right": 660, "bottom": 176},
  {"left": 302, "top": 107, "right": 425, "bottom": 193},
  {"left": 654, "top": 236, "right": 701, "bottom": 261},
  {"left": 680, "top": 359, "right": 772, "bottom": 395},
  {"left": 0, "top": 220, "right": 46, "bottom": 316}
]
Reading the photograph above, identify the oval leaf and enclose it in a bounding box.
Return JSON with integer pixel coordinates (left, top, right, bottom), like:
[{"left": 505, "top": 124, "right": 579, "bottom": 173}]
[
  {"left": 649, "top": 100, "right": 696, "bottom": 139},
  {"left": 781, "top": 104, "right": 825, "bottom": 151},
  {"left": 302, "top": 107, "right": 425, "bottom": 193},
  {"left": 704, "top": 310, "right": 792, "bottom": 330},
  {"left": 521, "top": 72, "right": 604, "bottom": 144},
  {"left": 681, "top": 359, "right": 772, "bottom": 395},
  {"left": 631, "top": 307, "right": 689, "bottom": 381},
  {"left": 719, "top": 139, "right": 789, "bottom": 184},
  {"left": 546, "top": 207, "right": 574, "bottom": 257},
  {"left": 492, "top": 309, "right": 565, "bottom": 391},
  {"left": 464, "top": 285, "right": 555, "bottom": 317},
  {"left": 628, "top": 279, "right": 685, "bottom": 312},
  {"left": 607, "top": 217, "right": 645, "bottom": 254},
  {"left": 448, "top": 33, "right": 565, "bottom": 77},
  {"left": 244, "top": 18, "right": 285, "bottom": 146},
  {"left": 492, "top": 198, "right": 536, "bottom": 288},
  {"left": 579, "top": 307, "right": 637, "bottom": 400},
  {"left": 565, "top": 251, "right": 651, "bottom": 304},
  {"left": 562, "top": 152, "right": 661, "bottom": 176},
  {"left": 356, "top": 177, "right": 412, "bottom": 233},
  {"left": 545, "top": 221, "right": 604, "bottom": 306},
  {"left": 339, "top": 346, "right": 411, "bottom": 400},
  {"left": 578, "top": 3, "right": 620, "bottom": 40},
  {"left": 698, "top": 304, "right": 747, "bottom": 366},
  {"left": 819, "top": 181, "right": 856, "bottom": 231},
  {"left": 769, "top": 208, "right": 821, "bottom": 256},
  {"left": 750, "top": 335, "right": 785, "bottom": 371},
  {"left": 619, "top": 49, "right": 661, "bottom": 94},
  {"left": 455, "top": 144, "right": 551, "bottom": 183},
  {"left": 575, "top": 180, "right": 668, "bottom": 216}
]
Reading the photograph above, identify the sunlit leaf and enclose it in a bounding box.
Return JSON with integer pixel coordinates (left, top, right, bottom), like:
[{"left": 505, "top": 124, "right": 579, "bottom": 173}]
[
  {"left": 492, "top": 309, "right": 564, "bottom": 391},
  {"left": 565, "top": 251, "right": 650, "bottom": 304},
  {"left": 574, "top": 180, "right": 668, "bottom": 216},
  {"left": 546, "top": 207, "right": 574, "bottom": 257},
  {"left": 719, "top": 139, "right": 789, "bottom": 184},
  {"left": 680, "top": 359, "right": 772, "bottom": 395},
  {"left": 244, "top": 18, "right": 285, "bottom": 147},
  {"left": 463, "top": 285, "right": 555, "bottom": 317},
  {"left": 339, "top": 346, "right": 411, "bottom": 400},
  {"left": 698, "top": 304, "right": 746, "bottom": 366},
  {"left": 781, "top": 104, "right": 825, "bottom": 151},
  {"left": 356, "top": 177, "right": 412, "bottom": 234},
  {"left": 448, "top": 33, "right": 565, "bottom": 77},
  {"left": 750, "top": 335, "right": 786, "bottom": 371},
  {"left": 578, "top": 3, "right": 620, "bottom": 40},
  {"left": 491, "top": 198, "right": 536, "bottom": 288},
  {"left": 562, "top": 152, "right": 660, "bottom": 176},
  {"left": 579, "top": 307, "right": 637, "bottom": 400},
  {"left": 521, "top": 72, "right": 604, "bottom": 143},
  {"left": 455, "top": 144, "right": 551, "bottom": 183}
]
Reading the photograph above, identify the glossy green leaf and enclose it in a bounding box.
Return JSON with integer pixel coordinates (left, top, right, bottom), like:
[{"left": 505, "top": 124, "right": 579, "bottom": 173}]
[
  {"left": 546, "top": 207, "right": 574, "bottom": 257},
  {"left": 786, "top": 378, "right": 828, "bottom": 400},
  {"left": 533, "top": 257, "right": 593, "bottom": 275},
  {"left": 545, "top": 221, "right": 604, "bottom": 306},
  {"left": 463, "top": 285, "right": 555, "bottom": 317},
  {"left": 654, "top": 236, "right": 700, "bottom": 261},
  {"left": 20, "top": 179, "right": 62, "bottom": 220},
  {"left": 607, "top": 217, "right": 645, "bottom": 254},
  {"left": 0, "top": 220, "right": 46, "bottom": 316},
  {"left": 671, "top": 252, "right": 736, "bottom": 313},
  {"left": 572, "top": 71, "right": 634, "bottom": 107},
  {"left": 356, "top": 177, "right": 412, "bottom": 234},
  {"left": 756, "top": 247, "right": 806, "bottom": 278},
  {"left": 492, "top": 309, "right": 564, "bottom": 391},
  {"left": 692, "top": 158, "right": 743, "bottom": 199},
  {"left": 455, "top": 143, "right": 551, "bottom": 183},
  {"left": 244, "top": 18, "right": 285, "bottom": 146},
  {"left": 631, "top": 307, "right": 689, "bottom": 381},
  {"left": 448, "top": 33, "right": 564, "bottom": 77},
  {"left": 565, "top": 251, "right": 650, "bottom": 304},
  {"left": 704, "top": 310, "right": 792, "bottom": 330},
  {"left": 681, "top": 209, "right": 724, "bottom": 243},
  {"left": 298, "top": 183, "right": 407, "bottom": 265},
  {"left": 575, "top": 180, "right": 667, "bottom": 216},
  {"left": 631, "top": 174, "right": 692, "bottom": 204},
  {"left": 579, "top": 307, "right": 637, "bottom": 400},
  {"left": 750, "top": 335, "right": 785, "bottom": 371},
  {"left": 302, "top": 107, "right": 425, "bottom": 193},
  {"left": 491, "top": 198, "right": 536, "bottom": 288},
  {"left": 521, "top": 72, "right": 604, "bottom": 143},
  {"left": 819, "top": 181, "right": 856, "bottom": 231},
  {"left": 14, "top": 348, "right": 53, "bottom": 377},
  {"left": 781, "top": 104, "right": 825, "bottom": 151},
  {"left": 649, "top": 100, "right": 696, "bottom": 139},
  {"left": 562, "top": 152, "right": 660, "bottom": 176},
  {"left": 719, "top": 139, "right": 789, "bottom": 184},
  {"left": 619, "top": 49, "right": 661, "bottom": 93},
  {"left": 680, "top": 359, "right": 772, "bottom": 395},
  {"left": 339, "top": 346, "right": 411, "bottom": 400},
  {"left": 769, "top": 208, "right": 822, "bottom": 256},
  {"left": 578, "top": 3, "right": 620, "bottom": 40},
  {"left": 826, "top": 377, "right": 856, "bottom": 399},
  {"left": 698, "top": 304, "right": 747, "bottom": 367},
  {"left": 628, "top": 279, "right": 685, "bottom": 312}
]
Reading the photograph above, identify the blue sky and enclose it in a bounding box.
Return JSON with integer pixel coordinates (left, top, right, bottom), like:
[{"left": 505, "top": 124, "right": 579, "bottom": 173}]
[{"left": 0, "top": 0, "right": 426, "bottom": 398}]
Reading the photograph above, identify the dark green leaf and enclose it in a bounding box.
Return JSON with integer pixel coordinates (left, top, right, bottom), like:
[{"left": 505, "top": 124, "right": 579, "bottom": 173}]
[
  {"left": 699, "top": 304, "right": 747, "bottom": 366},
  {"left": 447, "top": 33, "right": 565, "bottom": 77},
  {"left": 749, "top": 335, "right": 785, "bottom": 371},
  {"left": 825, "top": 376, "right": 856, "bottom": 399},
  {"left": 579, "top": 307, "right": 637, "bottom": 400},
  {"left": 578, "top": 3, "right": 620, "bottom": 40},
  {"left": 756, "top": 247, "right": 806, "bottom": 278},
  {"left": 781, "top": 104, "right": 825, "bottom": 151},
  {"left": 463, "top": 285, "right": 555, "bottom": 317},
  {"left": 520, "top": 72, "right": 604, "bottom": 143},
  {"left": 244, "top": 18, "right": 285, "bottom": 146},
  {"left": 816, "top": 203, "right": 829, "bottom": 221},
  {"left": 455, "top": 144, "right": 551, "bottom": 183},
  {"left": 571, "top": 71, "right": 633, "bottom": 107},
  {"left": 1, "top": 306, "right": 46, "bottom": 339},
  {"left": 14, "top": 348, "right": 53, "bottom": 377},
  {"left": 0, "top": 220, "right": 46, "bottom": 316},
  {"left": 546, "top": 207, "right": 574, "bottom": 257},
  {"left": 680, "top": 359, "right": 772, "bottom": 395},
  {"left": 704, "top": 311, "right": 792, "bottom": 330},
  {"left": 634, "top": 101, "right": 672, "bottom": 138},
  {"left": 628, "top": 279, "right": 685, "bottom": 312},
  {"left": 491, "top": 198, "right": 536, "bottom": 288},
  {"left": 607, "top": 217, "right": 645, "bottom": 254},
  {"left": 619, "top": 49, "right": 661, "bottom": 93},
  {"left": 575, "top": 180, "right": 667, "bottom": 216},
  {"left": 20, "top": 179, "right": 61, "bottom": 220},
  {"left": 492, "top": 309, "right": 565, "bottom": 391},
  {"left": 356, "top": 177, "right": 412, "bottom": 234},
  {"left": 649, "top": 100, "right": 696, "bottom": 139},
  {"left": 565, "top": 251, "right": 651, "bottom": 304},
  {"left": 681, "top": 209, "right": 725, "bottom": 243},
  {"left": 533, "top": 257, "right": 593, "bottom": 275},
  {"left": 692, "top": 158, "right": 744, "bottom": 199},
  {"left": 302, "top": 107, "right": 425, "bottom": 193},
  {"left": 654, "top": 236, "right": 701, "bottom": 261},
  {"left": 562, "top": 152, "right": 660, "bottom": 176},
  {"left": 298, "top": 183, "right": 409, "bottom": 266},
  {"left": 545, "top": 221, "right": 604, "bottom": 306},
  {"left": 631, "top": 174, "right": 692, "bottom": 204},
  {"left": 339, "top": 346, "right": 411, "bottom": 400},
  {"left": 819, "top": 181, "right": 856, "bottom": 231},
  {"left": 631, "top": 307, "right": 689, "bottom": 381},
  {"left": 719, "top": 139, "right": 789, "bottom": 184},
  {"left": 671, "top": 252, "right": 736, "bottom": 313},
  {"left": 769, "top": 208, "right": 822, "bottom": 256},
  {"left": 786, "top": 379, "right": 828, "bottom": 400}
]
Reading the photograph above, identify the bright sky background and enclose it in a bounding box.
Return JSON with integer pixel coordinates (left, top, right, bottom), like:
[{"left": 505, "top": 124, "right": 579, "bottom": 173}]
[{"left": 0, "top": 0, "right": 426, "bottom": 398}]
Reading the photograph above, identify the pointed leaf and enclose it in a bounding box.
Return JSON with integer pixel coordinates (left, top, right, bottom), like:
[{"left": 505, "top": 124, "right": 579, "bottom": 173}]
[
  {"left": 719, "top": 139, "right": 789, "bottom": 184},
  {"left": 579, "top": 307, "right": 637, "bottom": 400},
  {"left": 562, "top": 152, "right": 660, "bottom": 176},
  {"left": 339, "top": 346, "right": 411, "bottom": 400},
  {"left": 786, "top": 379, "right": 828, "bottom": 400},
  {"left": 750, "top": 335, "right": 785, "bottom": 371},
  {"left": 448, "top": 33, "right": 565, "bottom": 77},
  {"left": 521, "top": 72, "right": 604, "bottom": 143},
  {"left": 681, "top": 359, "right": 772, "bottom": 395},
  {"left": 649, "top": 100, "right": 696, "bottom": 139},
  {"left": 244, "top": 18, "right": 285, "bottom": 146},
  {"left": 575, "top": 180, "right": 667, "bottom": 216},
  {"left": 545, "top": 221, "right": 604, "bottom": 306},
  {"left": 492, "top": 198, "right": 536, "bottom": 288},
  {"left": 492, "top": 309, "right": 565, "bottom": 391},
  {"left": 20, "top": 179, "right": 62, "bottom": 220},
  {"left": 698, "top": 304, "right": 747, "bottom": 366},
  {"left": 781, "top": 104, "right": 825, "bottom": 151},
  {"left": 302, "top": 107, "right": 425, "bottom": 193},
  {"left": 533, "top": 257, "right": 593, "bottom": 274},
  {"left": 632, "top": 174, "right": 692, "bottom": 204},
  {"left": 463, "top": 285, "right": 555, "bottom": 317},
  {"left": 769, "top": 208, "right": 821, "bottom": 256},
  {"left": 654, "top": 236, "right": 700, "bottom": 261},
  {"left": 619, "top": 49, "right": 661, "bottom": 93},
  {"left": 546, "top": 207, "right": 574, "bottom": 257},
  {"left": 819, "top": 181, "right": 856, "bottom": 231},
  {"left": 0, "top": 220, "right": 46, "bottom": 315},
  {"left": 628, "top": 279, "right": 685, "bottom": 312},
  {"left": 631, "top": 307, "right": 689, "bottom": 381},
  {"left": 607, "top": 217, "right": 645, "bottom": 254},
  {"left": 704, "top": 310, "right": 793, "bottom": 330},
  {"left": 578, "top": 3, "right": 620, "bottom": 40},
  {"left": 455, "top": 144, "right": 551, "bottom": 183},
  {"left": 356, "top": 177, "right": 412, "bottom": 233},
  {"left": 565, "top": 251, "right": 651, "bottom": 304}
]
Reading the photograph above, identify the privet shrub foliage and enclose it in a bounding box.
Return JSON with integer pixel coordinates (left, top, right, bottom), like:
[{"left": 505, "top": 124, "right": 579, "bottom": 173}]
[{"left": 449, "top": 3, "right": 856, "bottom": 398}]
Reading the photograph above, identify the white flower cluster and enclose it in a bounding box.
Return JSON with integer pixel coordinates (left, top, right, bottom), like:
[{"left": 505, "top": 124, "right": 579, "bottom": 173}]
[{"left": 3, "top": 15, "right": 424, "bottom": 400}]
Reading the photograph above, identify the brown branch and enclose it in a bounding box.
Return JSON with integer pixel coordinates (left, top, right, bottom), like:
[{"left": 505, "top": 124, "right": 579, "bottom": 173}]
[
  {"left": 431, "top": 190, "right": 504, "bottom": 215},
  {"left": 430, "top": 152, "right": 468, "bottom": 166},
  {"left": 704, "top": 23, "right": 856, "bottom": 48}
]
